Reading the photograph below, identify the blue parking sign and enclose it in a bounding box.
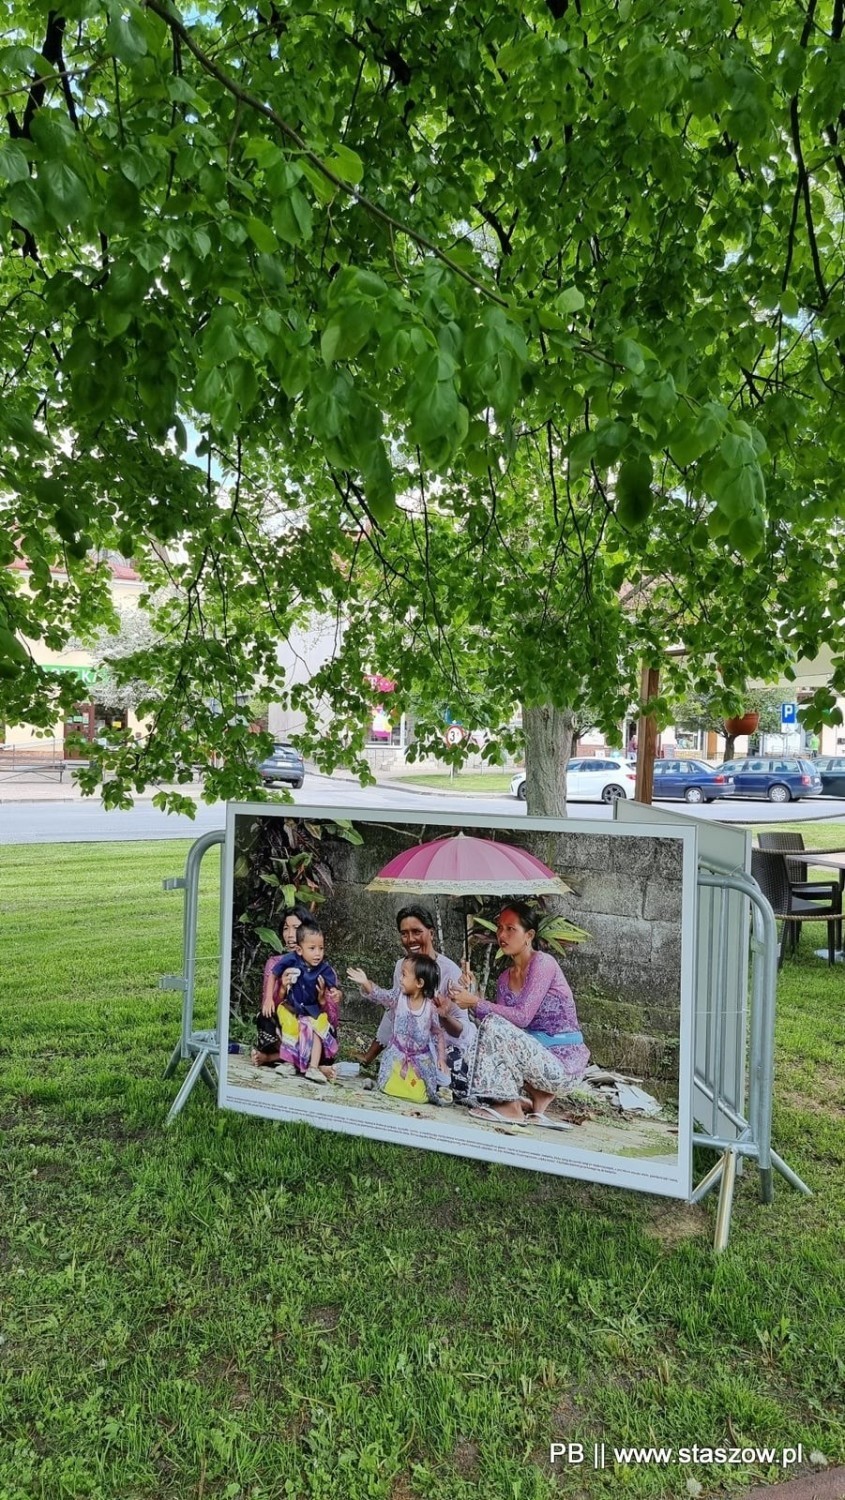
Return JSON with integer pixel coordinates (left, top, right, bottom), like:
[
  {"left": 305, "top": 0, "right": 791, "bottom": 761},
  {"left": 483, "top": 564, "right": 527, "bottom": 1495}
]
[{"left": 781, "top": 702, "right": 797, "bottom": 727}]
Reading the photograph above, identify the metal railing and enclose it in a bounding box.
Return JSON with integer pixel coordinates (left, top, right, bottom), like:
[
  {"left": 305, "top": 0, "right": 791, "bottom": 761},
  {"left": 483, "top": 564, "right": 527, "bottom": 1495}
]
[{"left": 0, "top": 739, "right": 69, "bottom": 779}]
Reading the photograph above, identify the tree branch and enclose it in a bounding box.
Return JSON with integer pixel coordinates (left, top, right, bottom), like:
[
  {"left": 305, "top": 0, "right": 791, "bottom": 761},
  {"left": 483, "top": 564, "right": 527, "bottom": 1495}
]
[{"left": 143, "top": 0, "right": 511, "bottom": 309}]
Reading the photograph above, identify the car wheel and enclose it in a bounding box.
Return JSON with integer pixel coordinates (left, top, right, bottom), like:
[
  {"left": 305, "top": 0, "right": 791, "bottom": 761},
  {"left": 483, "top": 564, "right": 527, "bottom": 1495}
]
[
  {"left": 767, "top": 783, "right": 791, "bottom": 803},
  {"left": 516, "top": 781, "right": 527, "bottom": 802},
  {"left": 601, "top": 784, "right": 625, "bottom": 803},
  {"left": 292, "top": 778, "right": 304, "bottom": 789},
  {"left": 684, "top": 786, "right": 704, "bottom": 803}
]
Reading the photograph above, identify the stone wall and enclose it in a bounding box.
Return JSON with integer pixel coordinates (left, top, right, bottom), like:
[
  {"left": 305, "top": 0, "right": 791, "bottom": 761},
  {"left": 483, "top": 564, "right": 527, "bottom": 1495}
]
[{"left": 234, "top": 817, "right": 687, "bottom": 1082}]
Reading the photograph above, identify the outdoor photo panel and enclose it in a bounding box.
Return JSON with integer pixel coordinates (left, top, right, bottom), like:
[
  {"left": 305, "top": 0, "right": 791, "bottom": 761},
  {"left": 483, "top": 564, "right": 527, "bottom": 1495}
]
[{"left": 219, "top": 805, "right": 697, "bottom": 1199}]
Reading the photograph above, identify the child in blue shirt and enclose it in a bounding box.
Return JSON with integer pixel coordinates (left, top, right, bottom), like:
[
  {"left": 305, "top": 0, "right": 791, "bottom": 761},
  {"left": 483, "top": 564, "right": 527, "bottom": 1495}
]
[{"left": 257, "top": 917, "right": 341, "bottom": 1082}]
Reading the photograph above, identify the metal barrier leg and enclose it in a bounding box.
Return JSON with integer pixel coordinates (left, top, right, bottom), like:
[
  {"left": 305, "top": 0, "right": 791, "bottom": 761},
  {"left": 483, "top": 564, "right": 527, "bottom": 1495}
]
[
  {"left": 713, "top": 1148, "right": 738, "bottom": 1253},
  {"left": 166, "top": 1048, "right": 210, "bottom": 1125},
  {"left": 690, "top": 1155, "right": 725, "bottom": 1205},
  {"left": 161, "top": 830, "right": 225, "bottom": 1120},
  {"left": 770, "top": 1149, "right": 812, "bottom": 1197},
  {"left": 163, "top": 1039, "right": 182, "bottom": 1079}
]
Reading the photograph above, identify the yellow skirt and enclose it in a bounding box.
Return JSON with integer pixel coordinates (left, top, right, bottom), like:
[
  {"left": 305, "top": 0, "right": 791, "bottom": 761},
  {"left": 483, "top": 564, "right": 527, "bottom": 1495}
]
[
  {"left": 277, "top": 1007, "right": 330, "bottom": 1044},
  {"left": 382, "top": 1060, "right": 427, "bottom": 1102}
]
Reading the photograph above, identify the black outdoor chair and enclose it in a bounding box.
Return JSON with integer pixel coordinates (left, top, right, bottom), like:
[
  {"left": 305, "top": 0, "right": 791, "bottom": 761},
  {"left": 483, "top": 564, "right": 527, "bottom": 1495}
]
[
  {"left": 757, "top": 831, "right": 825, "bottom": 895},
  {"left": 757, "top": 830, "right": 842, "bottom": 946},
  {"left": 751, "top": 849, "right": 841, "bottom": 968}
]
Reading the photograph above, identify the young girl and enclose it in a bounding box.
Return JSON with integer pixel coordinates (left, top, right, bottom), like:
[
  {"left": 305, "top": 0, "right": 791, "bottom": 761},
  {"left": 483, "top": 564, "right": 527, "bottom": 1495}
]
[{"left": 377, "top": 954, "right": 446, "bottom": 1104}]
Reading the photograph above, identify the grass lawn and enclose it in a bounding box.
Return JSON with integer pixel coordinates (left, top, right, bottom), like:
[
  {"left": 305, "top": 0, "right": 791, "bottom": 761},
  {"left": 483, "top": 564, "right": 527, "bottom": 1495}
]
[
  {"left": 750, "top": 819, "right": 845, "bottom": 849},
  {"left": 396, "top": 772, "right": 515, "bottom": 792},
  {"left": 1, "top": 841, "right": 844, "bottom": 1500}
]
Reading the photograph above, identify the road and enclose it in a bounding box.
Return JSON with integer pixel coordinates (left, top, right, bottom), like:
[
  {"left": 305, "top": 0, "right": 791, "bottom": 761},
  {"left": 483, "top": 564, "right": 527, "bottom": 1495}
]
[{"left": 2, "top": 775, "right": 845, "bottom": 844}]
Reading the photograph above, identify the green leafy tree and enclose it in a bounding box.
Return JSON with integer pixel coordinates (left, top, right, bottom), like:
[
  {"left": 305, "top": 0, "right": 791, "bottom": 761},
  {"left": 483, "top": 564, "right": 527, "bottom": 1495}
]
[
  {"left": 670, "top": 684, "right": 789, "bottom": 762},
  {"left": 1, "top": 1, "right": 845, "bottom": 812}
]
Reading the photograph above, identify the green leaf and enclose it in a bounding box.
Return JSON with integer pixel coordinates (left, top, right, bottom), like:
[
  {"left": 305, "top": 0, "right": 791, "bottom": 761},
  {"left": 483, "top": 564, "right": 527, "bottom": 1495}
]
[
  {"left": 639, "top": 374, "right": 677, "bottom": 420},
  {"left": 616, "top": 456, "right": 654, "bottom": 526},
  {"left": 106, "top": 13, "right": 148, "bottom": 64},
  {"left": 711, "top": 463, "right": 759, "bottom": 521},
  {"left": 329, "top": 144, "right": 364, "bottom": 186},
  {"left": 0, "top": 143, "right": 29, "bottom": 185},
  {"left": 614, "top": 337, "right": 646, "bottom": 374},
  {"left": 246, "top": 216, "right": 278, "bottom": 254},
  {"left": 321, "top": 302, "right": 375, "bottom": 364},
  {"left": 255, "top": 926, "right": 285, "bottom": 953},
  {"left": 594, "top": 420, "right": 629, "bottom": 461},
  {"left": 40, "top": 161, "right": 90, "bottom": 226},
  {"left": 5, "top": 178, "right": 48, "bottom": 233},
  {"left": 300, "top": 159, "right": 337, "bottom": 205},
  {"left": 202, "top": 308, "right": 240, "bottom": 364},
  {"left": 729, "top": 512, "right": 766, "bottom": 559},
  {"left": 779, "top": 288, "right": 799, "bottom": 318},
  {"left": 554, "top": 285, "right": 585, "bottom": 314},
  {"left": 273, "top": 187, "right": 313, "bottom": 245}
]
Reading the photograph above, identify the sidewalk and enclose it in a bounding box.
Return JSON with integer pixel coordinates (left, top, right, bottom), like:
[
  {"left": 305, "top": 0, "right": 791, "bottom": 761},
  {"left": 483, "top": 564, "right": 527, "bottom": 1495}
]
[
  {"left": 0, "top": 767, "right": 461, "bottom": 805},
  {"left": 0, "top": 772, "right": 209, "bottom": 805}
]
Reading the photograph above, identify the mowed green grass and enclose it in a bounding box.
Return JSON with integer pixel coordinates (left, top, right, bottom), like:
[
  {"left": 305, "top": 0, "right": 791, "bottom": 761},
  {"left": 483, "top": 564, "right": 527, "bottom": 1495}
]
[
  {"left": 751, "top": 818, "right": 845, "bottom": 849},
  {"left": 396, "top": 772, "right": 515, "bottom": 792},
  {"left": 1, "top": 842, "right": 844, "bottom": 1500}
]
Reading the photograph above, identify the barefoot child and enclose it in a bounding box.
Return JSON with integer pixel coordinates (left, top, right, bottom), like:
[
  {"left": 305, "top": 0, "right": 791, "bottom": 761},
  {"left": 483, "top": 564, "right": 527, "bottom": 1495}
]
[
  {"left": 255, "top": 917, "right": 341, "bottom": 1083},
  {"left": 375, "top": 953, "right": 445, "bottom": 1104}
]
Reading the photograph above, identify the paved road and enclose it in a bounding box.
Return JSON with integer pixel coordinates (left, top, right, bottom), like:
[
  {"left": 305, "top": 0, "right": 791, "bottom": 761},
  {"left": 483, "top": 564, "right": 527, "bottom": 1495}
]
[
  {"left": 2, "top": 776, "right": 844, "bottom": 844},
  {"left": 0, "top": 775, "right": 508, "bottom": 844}
]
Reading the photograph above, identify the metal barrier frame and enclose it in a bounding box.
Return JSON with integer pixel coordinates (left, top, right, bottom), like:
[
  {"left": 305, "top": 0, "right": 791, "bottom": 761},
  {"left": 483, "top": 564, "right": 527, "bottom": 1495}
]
[{"left": 161, "top": 831, "right": 810, "bottom": 1251}]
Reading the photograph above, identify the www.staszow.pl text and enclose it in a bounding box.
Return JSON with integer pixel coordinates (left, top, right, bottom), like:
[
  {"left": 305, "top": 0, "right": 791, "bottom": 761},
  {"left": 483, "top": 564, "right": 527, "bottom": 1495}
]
[{"left": 550, "top": 1443, "right": 803, "bottom": 1469}]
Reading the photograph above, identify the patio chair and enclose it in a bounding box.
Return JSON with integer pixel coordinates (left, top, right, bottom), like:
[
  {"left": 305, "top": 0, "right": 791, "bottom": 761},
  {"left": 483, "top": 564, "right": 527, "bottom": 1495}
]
[
  {"left": 757, "top": 830, "right": 842, "bottom": 944},
  {"left": 757, "top": 832, "right": 815, "bottom": 892},
  {"left": 750, "top": 849, "right": 841, "bottom": 968}
]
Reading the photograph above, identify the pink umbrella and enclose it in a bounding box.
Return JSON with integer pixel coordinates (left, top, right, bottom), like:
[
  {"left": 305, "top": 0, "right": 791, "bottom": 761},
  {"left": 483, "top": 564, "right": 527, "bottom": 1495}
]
[
  {"left": 367, "top": 832, "right": 571, "bottom": 896},
  {"left": 367, "top": 832, "right": 572, "bottom": 957}
]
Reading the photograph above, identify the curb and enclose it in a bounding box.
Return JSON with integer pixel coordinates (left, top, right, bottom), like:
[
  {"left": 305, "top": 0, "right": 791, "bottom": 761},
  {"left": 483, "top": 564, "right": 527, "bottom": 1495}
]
[{"left": 371, "top": 778, "right": 510, "bottom": 799}]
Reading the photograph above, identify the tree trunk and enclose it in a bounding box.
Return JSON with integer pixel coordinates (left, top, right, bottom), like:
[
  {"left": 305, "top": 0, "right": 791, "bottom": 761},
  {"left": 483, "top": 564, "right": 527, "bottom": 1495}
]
[
  {"left": 722, "top": 733, "right": 736, "bottom": 762},
  {"left": 522, "top": 704, "right": 577, "bottom": 817}
]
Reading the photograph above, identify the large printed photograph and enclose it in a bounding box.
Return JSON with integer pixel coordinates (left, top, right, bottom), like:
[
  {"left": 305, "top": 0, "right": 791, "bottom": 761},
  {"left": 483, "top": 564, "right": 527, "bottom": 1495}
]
[{"left": 219, "top": 807, "right": 697, "bottom": 1198}]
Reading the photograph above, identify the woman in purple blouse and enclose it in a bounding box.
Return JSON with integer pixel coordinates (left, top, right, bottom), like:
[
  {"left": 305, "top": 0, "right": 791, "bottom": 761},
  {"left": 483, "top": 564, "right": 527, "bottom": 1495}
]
[{"left": 449, "top": 901, "right": 589, "bottom": 1128}]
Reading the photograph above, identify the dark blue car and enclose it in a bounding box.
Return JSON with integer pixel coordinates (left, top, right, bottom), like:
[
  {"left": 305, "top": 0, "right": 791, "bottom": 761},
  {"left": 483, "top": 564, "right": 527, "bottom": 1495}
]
[
  {"left": 652, "top": 758, "right": 734, "bottom": 804},
  {"left": 719, "top": 756, "right": 822, "bottom": 803}
]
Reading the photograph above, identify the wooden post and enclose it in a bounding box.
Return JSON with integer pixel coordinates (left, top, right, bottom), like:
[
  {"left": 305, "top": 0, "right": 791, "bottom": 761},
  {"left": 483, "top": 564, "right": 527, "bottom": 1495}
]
[{"left": 634, "top": 664, "right": 660, "bottom": 804}]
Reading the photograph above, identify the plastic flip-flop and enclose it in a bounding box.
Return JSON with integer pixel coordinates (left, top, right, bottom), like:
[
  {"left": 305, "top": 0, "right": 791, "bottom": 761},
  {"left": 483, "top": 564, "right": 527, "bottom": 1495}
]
[
  {"left": 525, "top": 1113, "right": 572, "bottom": 1131},
  {"left": 469, "top": 1105, "right": 526, "bottom": 1127}
]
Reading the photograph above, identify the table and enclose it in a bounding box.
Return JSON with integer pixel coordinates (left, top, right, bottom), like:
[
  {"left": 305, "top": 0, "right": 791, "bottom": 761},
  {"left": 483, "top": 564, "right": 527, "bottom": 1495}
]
[{"left": 784, "top": 850, "right": 845, "bottom": 959}]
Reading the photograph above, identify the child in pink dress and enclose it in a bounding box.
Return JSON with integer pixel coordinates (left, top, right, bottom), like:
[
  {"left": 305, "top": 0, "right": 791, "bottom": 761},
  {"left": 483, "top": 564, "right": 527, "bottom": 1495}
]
[{"left": 377, "top": 954, "right": 446, "bottom": 1104}]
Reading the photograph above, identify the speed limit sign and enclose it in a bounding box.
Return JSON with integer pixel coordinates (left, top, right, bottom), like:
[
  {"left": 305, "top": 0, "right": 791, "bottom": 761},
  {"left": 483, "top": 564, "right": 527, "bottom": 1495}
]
[{"left": 443, "top": 725, "right": 465, "bottom": 746}]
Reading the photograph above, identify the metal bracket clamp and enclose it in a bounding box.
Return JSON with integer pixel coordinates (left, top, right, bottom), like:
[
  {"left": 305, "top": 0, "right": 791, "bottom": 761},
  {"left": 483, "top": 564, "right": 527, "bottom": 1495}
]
[
  {"left": 159, "top": 976, "right": 188, "bottom": 992},
  {"left": 163, "top": 877, "right": 187, "bottom": 890}
]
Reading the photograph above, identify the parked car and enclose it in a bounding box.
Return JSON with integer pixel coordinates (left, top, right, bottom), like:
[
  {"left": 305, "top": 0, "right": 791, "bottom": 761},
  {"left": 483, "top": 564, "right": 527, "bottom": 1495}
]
[
  {"left": 719, "top": 756, "right": 822, "bottom": 802},
  {"left": 257, "top": 742, "right": 305, "bottom": 788},
  {"left": 815, "top": 755, "right": 845, "bottom": 797},
  {"left": 652, "top": 758, "right": 734, "bottom": 804},
  {"left": 510, "top": 756, "right": 637, "bottom": 804}
]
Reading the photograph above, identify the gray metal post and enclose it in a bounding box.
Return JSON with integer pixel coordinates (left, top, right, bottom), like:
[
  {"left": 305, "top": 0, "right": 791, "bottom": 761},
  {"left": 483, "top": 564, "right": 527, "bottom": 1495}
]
[
  {"left": 160, "top": 829, "right": 225, "bottom": 1123},
  {"left": 695, "top": 870, "right": 811, "bottom": 1247}
]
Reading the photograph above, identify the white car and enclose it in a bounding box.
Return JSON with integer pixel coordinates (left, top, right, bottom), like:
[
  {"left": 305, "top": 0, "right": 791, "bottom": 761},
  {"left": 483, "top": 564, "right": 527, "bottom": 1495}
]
[{"left": 510, "top": 756, "right": 637, "bottom": 804}]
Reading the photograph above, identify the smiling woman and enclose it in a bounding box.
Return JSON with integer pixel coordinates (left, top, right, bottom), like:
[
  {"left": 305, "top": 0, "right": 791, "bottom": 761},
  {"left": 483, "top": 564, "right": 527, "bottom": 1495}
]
[{"left": 448, "top": 900, "right": 590, "bottom": 1126}]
